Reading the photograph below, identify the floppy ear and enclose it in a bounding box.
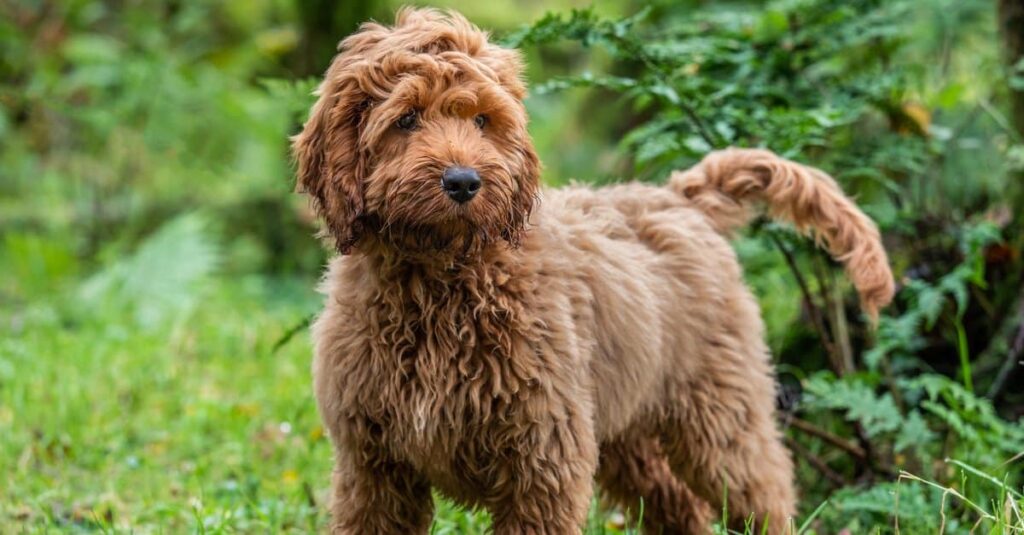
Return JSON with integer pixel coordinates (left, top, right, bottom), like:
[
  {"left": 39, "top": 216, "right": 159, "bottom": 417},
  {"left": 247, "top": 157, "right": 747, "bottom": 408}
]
[
  {"left": 503, "top": 125, "right": 542, "bottom": 247},
  {"left": 292, "top": 72, "right": 368, "bottom": 254},
  {"left": 497, "top": 46, "right": 542, "bottom": 244}
]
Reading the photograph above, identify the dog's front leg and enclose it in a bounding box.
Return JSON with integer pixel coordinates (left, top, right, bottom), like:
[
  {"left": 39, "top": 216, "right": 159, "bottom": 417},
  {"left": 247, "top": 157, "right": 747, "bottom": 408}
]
[
  {"left": 487, "top": 406, "right": 599, "bottom": 535},
  {"left": 327, "top": 439, "right": 434, "bottom": 535}
]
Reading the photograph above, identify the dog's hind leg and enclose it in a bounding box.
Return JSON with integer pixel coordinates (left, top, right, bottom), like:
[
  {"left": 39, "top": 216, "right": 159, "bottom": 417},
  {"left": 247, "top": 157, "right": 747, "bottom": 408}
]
[
  {"left": 659, "top": 326, "right": 797, "bottom": 534},
  {"left": 597, "top": 433, "right": 713, "bottom": 534}
]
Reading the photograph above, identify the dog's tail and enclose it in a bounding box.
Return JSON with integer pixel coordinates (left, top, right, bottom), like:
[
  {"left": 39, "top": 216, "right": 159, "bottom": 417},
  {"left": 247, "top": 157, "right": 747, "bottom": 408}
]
[{"left": 668, "top": 147, "right": 894, "bottom": 320}]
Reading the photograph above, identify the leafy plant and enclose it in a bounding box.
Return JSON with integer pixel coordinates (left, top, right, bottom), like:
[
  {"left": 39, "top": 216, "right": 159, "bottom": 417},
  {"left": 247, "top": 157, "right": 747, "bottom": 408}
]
[{"left": 79, "top": 213, "right": 219, "bottom": 329}]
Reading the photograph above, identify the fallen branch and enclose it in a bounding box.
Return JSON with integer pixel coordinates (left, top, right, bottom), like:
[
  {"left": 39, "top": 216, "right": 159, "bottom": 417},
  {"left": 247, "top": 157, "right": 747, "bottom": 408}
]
[
  {"left": 788, "top": 417, "right": 897, "bottom": 478},
  {"left": 785, "top": 437, "right": 847, "bottom": 489},
  {"left": 788, "top": 417, "right": 867, "bottom": 460}
]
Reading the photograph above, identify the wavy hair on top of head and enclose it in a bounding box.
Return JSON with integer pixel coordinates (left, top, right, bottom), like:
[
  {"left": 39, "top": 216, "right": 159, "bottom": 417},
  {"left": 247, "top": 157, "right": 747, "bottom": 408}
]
[{"left": 291, "top": 7, "right": 540, "bottom": 255}]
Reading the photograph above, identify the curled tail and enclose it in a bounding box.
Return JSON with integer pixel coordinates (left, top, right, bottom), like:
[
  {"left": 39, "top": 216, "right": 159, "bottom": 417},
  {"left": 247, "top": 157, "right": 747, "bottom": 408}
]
[{"left": 668, "top": 147, "right": 895, "bottom": 320}]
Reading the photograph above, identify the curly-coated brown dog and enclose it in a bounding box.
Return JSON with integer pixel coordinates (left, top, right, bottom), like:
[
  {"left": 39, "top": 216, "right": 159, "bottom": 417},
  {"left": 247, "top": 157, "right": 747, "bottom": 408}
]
[{"left": 293, "top": 8, "right": 894, "bottom": 534}]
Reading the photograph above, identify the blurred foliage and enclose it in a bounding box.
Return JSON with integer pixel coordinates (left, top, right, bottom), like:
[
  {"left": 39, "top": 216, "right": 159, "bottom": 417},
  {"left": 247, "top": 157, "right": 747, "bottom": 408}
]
[{"left": 1, "top": 0, "right": 1023, "bottom": 533}]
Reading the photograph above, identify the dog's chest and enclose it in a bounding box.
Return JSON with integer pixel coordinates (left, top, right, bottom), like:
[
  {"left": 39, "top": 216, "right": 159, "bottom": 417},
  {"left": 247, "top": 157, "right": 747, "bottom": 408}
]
[{"left": 355, "top": 279, "right": 547, "bottom": 480}]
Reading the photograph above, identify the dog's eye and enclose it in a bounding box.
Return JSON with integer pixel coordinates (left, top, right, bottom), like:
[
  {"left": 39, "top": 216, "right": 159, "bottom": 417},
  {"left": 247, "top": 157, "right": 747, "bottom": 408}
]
[
  {"left": 396, "top": 110, "right": 418, "bottom": 131},
  {"left": 474, "top": 114, "right": 488, "bottom": 129}
]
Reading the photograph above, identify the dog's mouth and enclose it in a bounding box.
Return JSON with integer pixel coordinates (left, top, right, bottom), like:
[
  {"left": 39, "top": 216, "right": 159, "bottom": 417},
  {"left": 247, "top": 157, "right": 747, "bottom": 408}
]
[
  {"left": 372, "top": 220, "right": 496, "bottom": 258},
  {"left": 366, "top": 168, "right": 526, "bottom": 255}
]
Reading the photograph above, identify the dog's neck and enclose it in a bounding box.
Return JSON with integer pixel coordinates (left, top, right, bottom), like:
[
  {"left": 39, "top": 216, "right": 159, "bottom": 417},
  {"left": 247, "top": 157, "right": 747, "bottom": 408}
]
[
  {"left": 343, "top": 214, "right": 527, "bottom": 276},
  {"left": 353, "top": 232, "right": 519, "bottom": 283}
]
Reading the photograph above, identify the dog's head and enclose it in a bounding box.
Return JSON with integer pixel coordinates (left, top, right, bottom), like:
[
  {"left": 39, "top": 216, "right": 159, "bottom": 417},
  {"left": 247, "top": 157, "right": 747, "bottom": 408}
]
[{"left": 292, "top": 8, "right": 541, "bottom": 256}]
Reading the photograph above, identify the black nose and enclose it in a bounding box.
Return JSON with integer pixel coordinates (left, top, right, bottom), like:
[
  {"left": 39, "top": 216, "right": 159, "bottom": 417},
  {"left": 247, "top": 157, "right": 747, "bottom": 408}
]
[{"left": 441, "top": 166, "right": 481, "bottom": 203}]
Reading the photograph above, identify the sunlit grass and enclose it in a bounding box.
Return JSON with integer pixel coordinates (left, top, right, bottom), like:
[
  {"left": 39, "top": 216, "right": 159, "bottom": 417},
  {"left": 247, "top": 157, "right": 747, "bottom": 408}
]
[{"left": 0, "top": 268, "right": 626, "bottom": 532}]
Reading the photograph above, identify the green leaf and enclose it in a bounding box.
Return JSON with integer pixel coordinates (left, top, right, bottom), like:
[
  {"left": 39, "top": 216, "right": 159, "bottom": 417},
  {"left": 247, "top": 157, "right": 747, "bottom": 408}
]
[
  {"left": 61, "top": 34, "right": 124, "bottom": 64},
  {"left": 635, "top": 133, "right": 681, "bottom": 164},
  {"left": 894, "top": 411, "right": 937, "bottom": 454},
  {"left": 80, "top": 213, "right": 219, "bottom": 328},
  {"left": 916, "top": 287, "right": 945, "bottom": 329},
  {"left": 803, "top": 374, "right": 904, "bottom": 437},
  {"left": 1011, "top": 57, "right": 1024, "bottom": 90}
]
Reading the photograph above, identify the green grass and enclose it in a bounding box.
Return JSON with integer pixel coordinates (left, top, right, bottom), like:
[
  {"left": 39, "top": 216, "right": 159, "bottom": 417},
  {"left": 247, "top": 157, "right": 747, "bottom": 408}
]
[
  {"left": 0, "top": 270, "right": 639, "bottom": 533},
  {"left": 2, "top": 276, "right": 327, "bottom": 532}
]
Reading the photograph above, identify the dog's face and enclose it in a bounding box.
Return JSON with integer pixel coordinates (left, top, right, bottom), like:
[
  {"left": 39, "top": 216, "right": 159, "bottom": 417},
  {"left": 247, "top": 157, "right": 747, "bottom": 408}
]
[{"left": 293, "top": 8, "right": 541, "bottom": 255}]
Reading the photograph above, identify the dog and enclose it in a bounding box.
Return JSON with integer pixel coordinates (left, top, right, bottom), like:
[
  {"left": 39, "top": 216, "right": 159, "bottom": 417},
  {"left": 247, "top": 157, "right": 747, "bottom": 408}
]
[{"left": 292, "top": 8, "right": 894, "bottom": 534}]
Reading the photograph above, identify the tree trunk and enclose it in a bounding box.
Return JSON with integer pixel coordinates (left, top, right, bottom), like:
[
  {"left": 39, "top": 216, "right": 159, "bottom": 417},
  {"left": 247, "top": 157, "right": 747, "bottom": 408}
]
[
  {"left": 291, "top": 0, "right": 377, "bottom": 77},
  {"left": 999, "top": 0, "right": 1024, "bottom": 136},
  {"left": 999, "top": 0, "right": 1024, "bottom": 241},
  {"left": 994, "top": 1, "right": 1024, "bottom": 409}
]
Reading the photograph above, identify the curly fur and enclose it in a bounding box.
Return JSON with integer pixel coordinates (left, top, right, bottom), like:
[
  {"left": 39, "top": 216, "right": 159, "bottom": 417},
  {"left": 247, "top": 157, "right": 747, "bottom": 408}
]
[{"left": 293, "top": 8, "right": 895, "bottom": 534}]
